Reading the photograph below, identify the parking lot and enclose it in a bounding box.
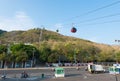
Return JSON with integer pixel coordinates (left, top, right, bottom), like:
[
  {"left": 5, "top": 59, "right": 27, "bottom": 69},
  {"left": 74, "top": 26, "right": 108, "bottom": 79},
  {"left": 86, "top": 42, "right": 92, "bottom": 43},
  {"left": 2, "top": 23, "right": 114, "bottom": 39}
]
[
  {"left": 42, "top": 67, "right": 119, "bottom": 81},
  {"left": 0, "top": 66, "right": 119, "bottom": 81}
]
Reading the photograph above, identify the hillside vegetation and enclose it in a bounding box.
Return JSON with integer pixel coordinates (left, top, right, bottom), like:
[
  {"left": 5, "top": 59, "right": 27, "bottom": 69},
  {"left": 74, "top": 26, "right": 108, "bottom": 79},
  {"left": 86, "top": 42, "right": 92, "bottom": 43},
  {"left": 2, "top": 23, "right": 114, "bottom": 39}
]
[
  {"left": 0, "top": 28, "right": 93, "bottom": 43},
  {"left": 0, "top": 28, "right": 120, "bottom": 64}
]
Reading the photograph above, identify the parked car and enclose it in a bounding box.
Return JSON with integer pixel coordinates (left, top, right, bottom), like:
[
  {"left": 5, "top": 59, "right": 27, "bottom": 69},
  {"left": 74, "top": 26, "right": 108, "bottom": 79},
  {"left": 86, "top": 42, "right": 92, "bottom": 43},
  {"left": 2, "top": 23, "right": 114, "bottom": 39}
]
[{"left": 25, "top": 64, "right": 31, "bottom": 68}]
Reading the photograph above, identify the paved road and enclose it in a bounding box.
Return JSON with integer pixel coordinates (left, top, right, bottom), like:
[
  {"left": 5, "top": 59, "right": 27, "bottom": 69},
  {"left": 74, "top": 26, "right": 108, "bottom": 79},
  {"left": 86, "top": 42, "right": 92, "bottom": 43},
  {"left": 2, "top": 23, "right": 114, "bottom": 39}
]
[
  {"left": 0, "top": 67, "right": 119, "bottom": 81},
  {"left": 0, "top": 67, "right": 54, "bottom": 78},
  {"left": 43, "top": 74, "right": 119, "bottom": 81},
  {"left": 41, "top": 67, "right": 119, "bottom": 81}
]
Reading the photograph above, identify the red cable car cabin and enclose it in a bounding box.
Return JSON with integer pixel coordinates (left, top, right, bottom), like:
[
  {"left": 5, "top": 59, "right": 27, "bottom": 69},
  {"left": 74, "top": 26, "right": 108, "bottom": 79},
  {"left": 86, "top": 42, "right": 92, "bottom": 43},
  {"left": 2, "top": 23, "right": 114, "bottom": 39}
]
[{"left": 71, "top": 27, "right": 77, "bottom": 33}]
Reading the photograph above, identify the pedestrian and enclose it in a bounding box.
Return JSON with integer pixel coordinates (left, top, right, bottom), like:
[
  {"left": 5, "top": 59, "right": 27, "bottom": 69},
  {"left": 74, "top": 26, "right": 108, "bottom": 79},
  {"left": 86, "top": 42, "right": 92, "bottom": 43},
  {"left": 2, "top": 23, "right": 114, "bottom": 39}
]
[{"left": 21, "top": 71, "right": 28, "bottom": 78}]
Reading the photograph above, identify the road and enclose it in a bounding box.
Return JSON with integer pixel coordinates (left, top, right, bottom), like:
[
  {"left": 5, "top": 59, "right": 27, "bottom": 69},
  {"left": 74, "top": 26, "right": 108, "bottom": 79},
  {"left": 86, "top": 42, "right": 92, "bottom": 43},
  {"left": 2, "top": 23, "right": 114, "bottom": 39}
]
[{"left": 0, "top": 67, "right": 119, "bottom": 81}]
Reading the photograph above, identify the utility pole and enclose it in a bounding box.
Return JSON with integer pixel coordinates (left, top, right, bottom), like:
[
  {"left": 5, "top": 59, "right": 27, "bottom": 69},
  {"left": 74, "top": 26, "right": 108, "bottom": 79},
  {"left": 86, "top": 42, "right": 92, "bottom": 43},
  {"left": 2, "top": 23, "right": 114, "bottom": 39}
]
[
  {"left": 74, "top": 49, "right": 77, "bottom": 64},
  {"left": 72, "top": 44, "right": 77, "bottom": 64},
  {"left": 32, "top": 48, "right": 35, "bottom": 67},
  {"left": 114, "top": 39, "right": 120, "bottom": 81},
  {"left": 39, "top": 28, "right": 43, "bottom": 45},
  {"left": 115, "top": 40, "right": 120, "bottom": 63}
]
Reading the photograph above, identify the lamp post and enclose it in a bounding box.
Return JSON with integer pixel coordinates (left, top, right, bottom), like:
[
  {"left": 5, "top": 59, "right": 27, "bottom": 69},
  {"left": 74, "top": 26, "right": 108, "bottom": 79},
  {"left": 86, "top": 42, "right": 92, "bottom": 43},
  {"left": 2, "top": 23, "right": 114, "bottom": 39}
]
[
  {"left": 32, "top": 48, "right": 35, "bottom": 67},
  {"left": 74, "top": 49, "right": 77, "bottom": 64},
  {"left": 115, "top": 40, "right": 120, "bottom": 63},
  {"left": 72, "top": 44, "right": 77, "bottom": 64},
  {"left": 114, "top": 40, "right": 120, "bottom": 81}
]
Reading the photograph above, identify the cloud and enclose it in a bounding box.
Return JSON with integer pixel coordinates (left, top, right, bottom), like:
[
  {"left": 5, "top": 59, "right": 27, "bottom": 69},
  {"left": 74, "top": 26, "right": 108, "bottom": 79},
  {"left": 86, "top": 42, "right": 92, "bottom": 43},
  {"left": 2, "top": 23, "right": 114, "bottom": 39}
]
[{"left": 0, "top": 11, "right": 35, "bottom": 31}]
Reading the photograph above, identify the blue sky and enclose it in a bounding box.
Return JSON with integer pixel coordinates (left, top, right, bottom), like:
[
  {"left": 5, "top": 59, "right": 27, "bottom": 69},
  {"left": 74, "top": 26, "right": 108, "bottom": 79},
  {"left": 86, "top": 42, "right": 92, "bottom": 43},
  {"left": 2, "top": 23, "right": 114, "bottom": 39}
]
[{"left": 0, "top": 0, "right": 120, "bottom": 45}]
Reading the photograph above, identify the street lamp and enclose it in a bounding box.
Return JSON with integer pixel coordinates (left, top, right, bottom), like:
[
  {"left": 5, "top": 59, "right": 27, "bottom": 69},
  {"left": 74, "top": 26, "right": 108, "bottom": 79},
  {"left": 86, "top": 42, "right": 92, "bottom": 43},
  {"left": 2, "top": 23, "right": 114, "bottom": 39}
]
[
  {"left": 72, "top": 44, "right": 77, "bottom": 64},
  {"left": 114, "top": 40, "right": 120, "bottom": 81},
  {"left": 32, "top": 48, "right": 35, "bottom": 67},
  {"left": 74, "top": 49, "right": 77, "bottom": 64},
  {"left": 115, "top": 40, "right": 120, "bottom": 63}
]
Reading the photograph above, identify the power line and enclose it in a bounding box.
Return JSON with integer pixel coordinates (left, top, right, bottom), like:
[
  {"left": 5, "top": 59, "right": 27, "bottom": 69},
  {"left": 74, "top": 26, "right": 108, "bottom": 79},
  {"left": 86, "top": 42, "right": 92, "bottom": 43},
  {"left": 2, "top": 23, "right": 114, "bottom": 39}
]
[
  {"left": 43, "top": 1, "right": 120, "bottom": 30},
  {"left": 79, "top": 20, "right": 120, "bottom": 26},
  {"left": 46, "top": 12, "right": 120, "bottom": 29},
  {"left": 76, "top": 13, "right": 120, "bottom": 24},
  {"left": 63, "top": 13, "right": 120, "bottom": 26},
  {"left": 62, "top": 1, "right": 120, "bottom": 22}
]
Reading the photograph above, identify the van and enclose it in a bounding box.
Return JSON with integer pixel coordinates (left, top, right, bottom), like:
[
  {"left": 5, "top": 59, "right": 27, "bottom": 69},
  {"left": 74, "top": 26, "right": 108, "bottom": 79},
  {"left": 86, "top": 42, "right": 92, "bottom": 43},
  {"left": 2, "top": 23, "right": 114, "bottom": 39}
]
[{"left": 87, "top": 64, "right": 105, "bottom": 73}]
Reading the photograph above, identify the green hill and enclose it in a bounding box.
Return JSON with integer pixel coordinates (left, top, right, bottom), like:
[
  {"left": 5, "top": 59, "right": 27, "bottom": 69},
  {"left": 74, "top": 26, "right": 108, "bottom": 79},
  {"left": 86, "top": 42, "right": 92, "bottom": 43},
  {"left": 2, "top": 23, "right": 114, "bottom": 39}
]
[
  {"left": 0, "top": 28, "right": 119, "bottom": 62},
  {"left": 0, "top": 28, "right": 92, "bottom": 44}
]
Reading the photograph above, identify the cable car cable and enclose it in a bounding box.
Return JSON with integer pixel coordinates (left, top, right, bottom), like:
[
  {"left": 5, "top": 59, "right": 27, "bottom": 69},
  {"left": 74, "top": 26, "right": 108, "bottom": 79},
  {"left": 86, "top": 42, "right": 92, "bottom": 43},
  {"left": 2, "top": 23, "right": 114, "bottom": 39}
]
[
  {"left": 62, "top": 0, "right": 120, "bottom": 22},
  {"left": 78, "top": 20, "right": 120, "bottom": 26},
  {"left": 40, "top": 1, "right": 120, "bottom": 32},
  {"left": 63, "top": 13, "right": 120, "bottom": 26}
]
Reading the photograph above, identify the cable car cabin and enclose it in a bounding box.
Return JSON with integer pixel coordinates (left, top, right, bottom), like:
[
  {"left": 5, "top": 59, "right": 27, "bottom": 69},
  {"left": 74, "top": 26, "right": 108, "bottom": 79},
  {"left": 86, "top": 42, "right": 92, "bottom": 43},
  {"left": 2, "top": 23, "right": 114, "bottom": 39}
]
[
  {"left": 55, "top": 67, "right": 65, "bottom": 77},
  {"left": 71, "top": 27, "right": 77, "bottom": 33}
]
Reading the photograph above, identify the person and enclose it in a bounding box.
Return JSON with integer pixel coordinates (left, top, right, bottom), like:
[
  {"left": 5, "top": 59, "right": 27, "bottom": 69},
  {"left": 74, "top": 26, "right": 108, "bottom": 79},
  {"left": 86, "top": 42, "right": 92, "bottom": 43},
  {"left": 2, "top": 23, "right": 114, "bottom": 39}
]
[
  {"left": 1, "top": 75, "right": 6, "bottom": 80},
  {"left": 21, "top": 71, "right": 28, "bottom": 78},
  {"left": 1, "top": 71, "right": 6, "bottom": 80},
  {"left": 76, "top": 66, "right": 80, "bottom": 70}
]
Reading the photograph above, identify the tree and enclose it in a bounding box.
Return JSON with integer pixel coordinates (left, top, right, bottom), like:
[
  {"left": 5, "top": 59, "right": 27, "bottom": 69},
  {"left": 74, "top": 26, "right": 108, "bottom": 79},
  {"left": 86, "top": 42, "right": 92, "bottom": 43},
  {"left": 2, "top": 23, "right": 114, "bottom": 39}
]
[
  {"left": 39, "top": 42, "right": 51, "bottom": 62},
  {"left": 0, "top": 52, "right": 6, "bottom": 61},
  {"left": 10, "top": 43, "right": 38, "bottom": 67},
  {"left": 0, "top": 45, "right": 7, "bottom": 54},
  {"left": 48, "top": 52, "right": 59, "bottom": 63},
  {"left": 0, "top": 45, "right": 8, "bottom": 68},
  {"left": 11, "top": 43, "right": 38, "bottom": 60},
  {"left": 115, "top": 51, "right": 120, "bottom": 62},
  {"left": 15, "top": 51, "right": 28, "bottom": 62}
]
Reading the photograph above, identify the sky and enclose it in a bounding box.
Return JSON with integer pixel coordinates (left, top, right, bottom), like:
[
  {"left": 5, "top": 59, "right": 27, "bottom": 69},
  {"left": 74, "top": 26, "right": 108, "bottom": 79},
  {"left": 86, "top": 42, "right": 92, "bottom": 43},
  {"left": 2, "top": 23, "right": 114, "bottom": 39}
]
[{"left": 0, "top": 0, "right": 120, "bottom": 45}]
